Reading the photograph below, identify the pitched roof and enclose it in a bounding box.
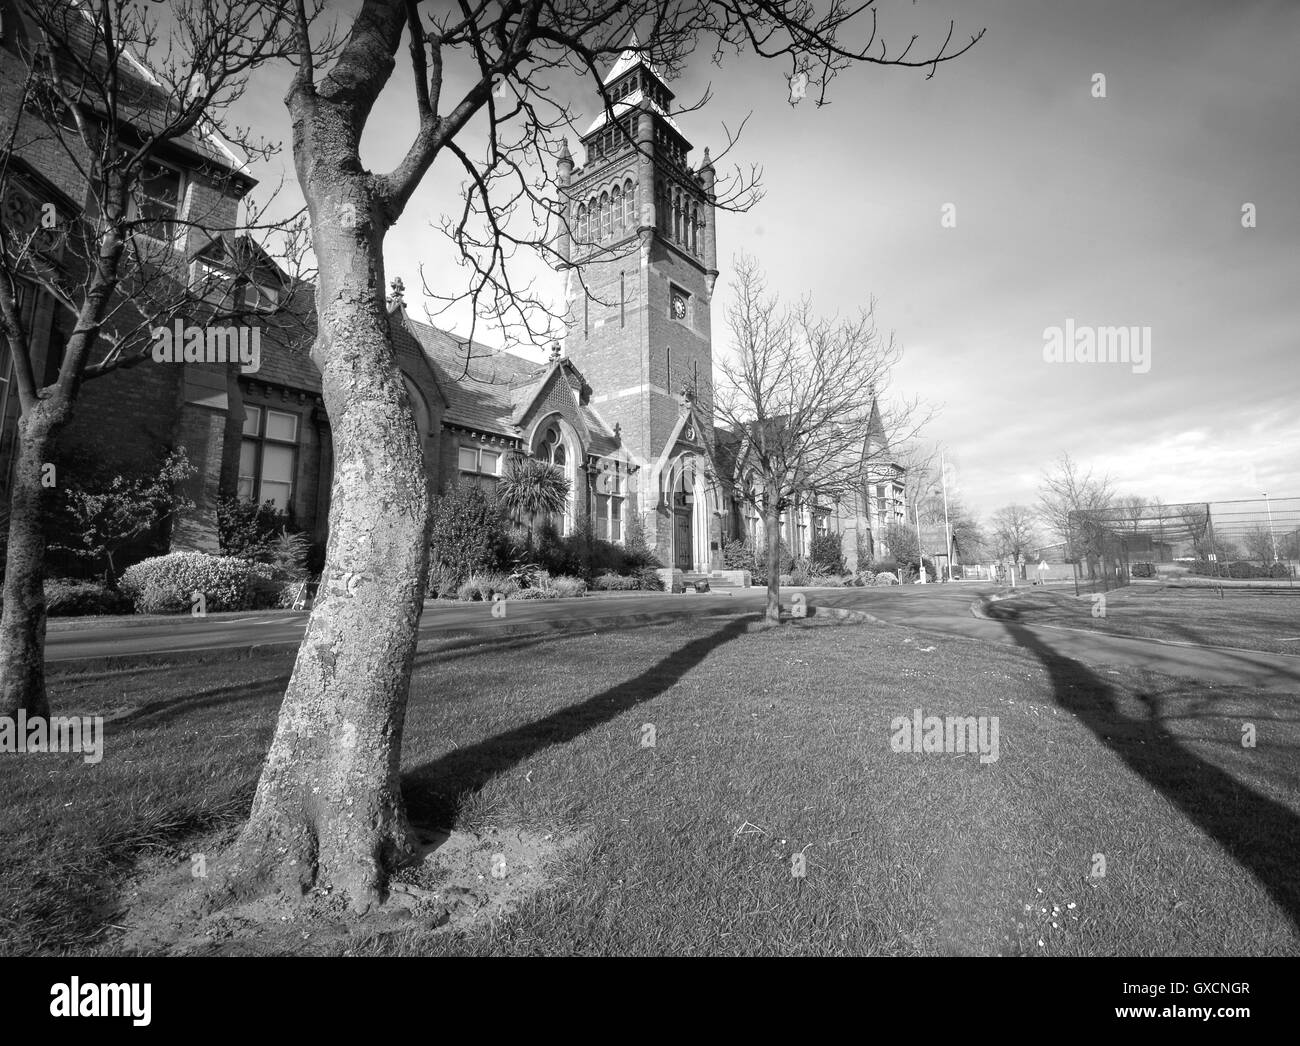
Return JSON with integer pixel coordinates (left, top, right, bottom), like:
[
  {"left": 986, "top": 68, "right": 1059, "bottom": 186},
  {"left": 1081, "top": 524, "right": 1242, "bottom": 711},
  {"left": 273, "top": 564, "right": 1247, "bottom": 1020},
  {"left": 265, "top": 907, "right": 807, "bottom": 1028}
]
[
  {"left": 12, "top": 0, "right": 250, "bottom": 179},
  {"left": 399, "top": 312, "right": 545, "bottom": 435}
]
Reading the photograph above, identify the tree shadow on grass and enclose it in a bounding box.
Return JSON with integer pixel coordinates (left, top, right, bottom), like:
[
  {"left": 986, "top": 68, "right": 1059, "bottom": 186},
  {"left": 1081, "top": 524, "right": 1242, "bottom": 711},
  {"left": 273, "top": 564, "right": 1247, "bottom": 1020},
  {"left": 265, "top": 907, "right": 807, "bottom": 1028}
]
[
  {"left": 402, "top": 615, "right": 755, "bottom": 829},
  {"left": 998, "top": 617, "right": 1300, "bottom": 934}
]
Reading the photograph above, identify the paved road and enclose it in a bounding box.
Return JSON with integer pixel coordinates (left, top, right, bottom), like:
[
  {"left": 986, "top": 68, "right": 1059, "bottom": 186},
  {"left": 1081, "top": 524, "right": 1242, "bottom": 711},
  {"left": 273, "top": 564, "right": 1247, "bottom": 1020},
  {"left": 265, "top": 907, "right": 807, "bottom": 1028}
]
[{"left": 45, "top": 583, "right": 1300, "bottom": 690}]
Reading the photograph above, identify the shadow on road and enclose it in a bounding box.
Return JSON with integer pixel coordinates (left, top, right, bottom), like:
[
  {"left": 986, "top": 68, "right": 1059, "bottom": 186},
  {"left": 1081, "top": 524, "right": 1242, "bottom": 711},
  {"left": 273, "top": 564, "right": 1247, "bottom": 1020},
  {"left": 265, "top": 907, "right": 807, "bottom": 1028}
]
[
  {"left": 402, "top": 615, "right": 755, "bottom": 829},
  {"left": 996, "top": 615, "right": 1300, "bottom": 934}
]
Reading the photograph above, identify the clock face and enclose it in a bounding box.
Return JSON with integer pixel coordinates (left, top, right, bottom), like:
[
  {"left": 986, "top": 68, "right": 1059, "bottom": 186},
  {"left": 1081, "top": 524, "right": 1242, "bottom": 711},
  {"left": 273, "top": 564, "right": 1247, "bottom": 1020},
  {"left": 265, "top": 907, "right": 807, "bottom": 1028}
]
[{"left": 672, "top": 294, "right": 687, "bottom": 319}]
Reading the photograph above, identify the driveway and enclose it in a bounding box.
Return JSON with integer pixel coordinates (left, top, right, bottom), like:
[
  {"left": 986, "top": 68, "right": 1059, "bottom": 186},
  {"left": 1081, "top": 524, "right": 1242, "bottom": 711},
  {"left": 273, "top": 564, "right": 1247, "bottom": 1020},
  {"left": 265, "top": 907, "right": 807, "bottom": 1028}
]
[{"left": 44, "top": 583, "right": 1300, "bottom": 691}]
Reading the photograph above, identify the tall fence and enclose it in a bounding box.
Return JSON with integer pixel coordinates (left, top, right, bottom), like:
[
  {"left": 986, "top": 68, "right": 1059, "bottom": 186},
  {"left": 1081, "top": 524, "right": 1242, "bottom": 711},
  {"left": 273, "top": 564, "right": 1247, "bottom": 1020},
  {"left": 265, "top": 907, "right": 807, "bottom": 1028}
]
[{"left": 1066, "top": 496, "right": 1299, "bottom": 593}]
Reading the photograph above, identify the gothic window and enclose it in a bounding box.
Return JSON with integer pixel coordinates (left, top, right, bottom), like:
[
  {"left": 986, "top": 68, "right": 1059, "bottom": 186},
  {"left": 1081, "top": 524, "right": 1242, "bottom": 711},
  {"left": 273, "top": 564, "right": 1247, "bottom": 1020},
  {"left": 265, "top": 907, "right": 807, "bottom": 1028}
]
[
  {"left": 689, "top": 203, "right": 698, "bottom": 253},
  {"left": 673, "top": 190, "right": 682, "bottom": 243},
  {"left": 624, "top": 179, "right": 635, "bottom": 228},
  {"left": 600, "top": 191, "right": 610, "bottom": 239},
  {"left": 537, "top": 420, "right": 574, "bottom": 534},
  {"left": 576, "top": 203, "right": 587, "bottom": 244},
  {"left": 611, "top": 184, "right": 622, "bottom": 235}
]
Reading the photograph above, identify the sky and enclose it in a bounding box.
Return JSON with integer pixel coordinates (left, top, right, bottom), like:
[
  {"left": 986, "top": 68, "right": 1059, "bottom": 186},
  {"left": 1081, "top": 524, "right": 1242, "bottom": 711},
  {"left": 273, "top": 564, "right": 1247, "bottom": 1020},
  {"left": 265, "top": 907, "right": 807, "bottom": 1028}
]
[{"left": 222, "top": 0, "right": 1300, "bottom": 521}]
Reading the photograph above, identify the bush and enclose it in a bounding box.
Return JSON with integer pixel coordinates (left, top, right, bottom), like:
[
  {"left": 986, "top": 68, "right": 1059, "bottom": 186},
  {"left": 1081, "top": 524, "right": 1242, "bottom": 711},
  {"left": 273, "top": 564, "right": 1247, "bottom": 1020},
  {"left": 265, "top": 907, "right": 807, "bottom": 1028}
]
[
  {"left": 430, "top": 483, "right": 508, "bottom": 584},
  {"left": 44, "top": 578, "right": 133, "bottom": 617},
  {"left": 594, "top": 572, "right": 640, "bottom": 591},
  {"left": 722, "top": 538, "right": 752, "bottom": 570},
  {"left": 426, "top": 562, "right": 460, "bottom": 599},
  {"left": 120, "top": 552, "right": 267, "bottom": 614},
  {"left": 633, "top": 566, "right": 665, "bottom": 591},
  {"left": 789, "top": 557, "right": 813, "bottom": 587},
  {"left": 217, "top": 496, "right": 291, "bottom": 562},
  {"left": 870, "top": 560, "right": 902, "bottom": 576},
  {"left": 544, "top": 574, "right": 587, "bottom": 598},
  {"left": 458, "top": 572, "right": 518, "bottom": 602},
  {"left": 852, "top": 569, "right": 876, "bottom": 587},
  {"left": 1131, "top": 562, "right": 1158, "bottom": 579},
  {"left": 810, "top": 532, "right": 846, "bottom": 576},
  {"left": 872, "top": 571, "right": 900, "bottom": 586}
]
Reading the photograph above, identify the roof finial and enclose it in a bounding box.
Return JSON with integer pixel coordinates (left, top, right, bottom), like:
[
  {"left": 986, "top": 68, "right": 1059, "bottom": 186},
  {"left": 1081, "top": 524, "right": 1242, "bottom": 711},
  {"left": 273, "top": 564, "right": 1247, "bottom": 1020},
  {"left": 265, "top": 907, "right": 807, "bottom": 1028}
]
[{"left": 388, "top": 276, "right": 405, "bottom": 307}]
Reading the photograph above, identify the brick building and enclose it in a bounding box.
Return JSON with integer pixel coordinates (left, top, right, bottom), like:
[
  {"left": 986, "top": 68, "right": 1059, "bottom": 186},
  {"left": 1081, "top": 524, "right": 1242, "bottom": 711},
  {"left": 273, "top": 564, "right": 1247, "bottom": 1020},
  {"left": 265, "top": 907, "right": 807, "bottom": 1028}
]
[{"left": 2, "top": 23, "right": 903, "bottom": 579}]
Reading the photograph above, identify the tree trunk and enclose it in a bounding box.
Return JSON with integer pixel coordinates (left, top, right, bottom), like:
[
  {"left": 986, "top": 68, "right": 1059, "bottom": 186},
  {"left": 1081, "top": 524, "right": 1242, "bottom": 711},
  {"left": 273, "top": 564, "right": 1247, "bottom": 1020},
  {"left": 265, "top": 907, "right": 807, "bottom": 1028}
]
[
  {"left": 218, "top": 224, "right": 430, "bottom": 912},
  {"left": 0, "top": 411, "right": 59, "bottom": 718},
  {"left": 765, "top": 506, "right": 782, "bottom": 624}
]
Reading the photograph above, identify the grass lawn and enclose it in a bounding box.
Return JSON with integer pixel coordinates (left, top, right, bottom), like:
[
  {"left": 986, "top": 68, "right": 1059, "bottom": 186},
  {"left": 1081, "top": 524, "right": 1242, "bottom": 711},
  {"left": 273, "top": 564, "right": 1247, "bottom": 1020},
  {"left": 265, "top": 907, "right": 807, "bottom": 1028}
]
[
  {"left": 2, "top": 611, "right": 1298, "bottom": 956},
  {"left": 994, "top": 585, "right": 1300, "bottom": 655}
]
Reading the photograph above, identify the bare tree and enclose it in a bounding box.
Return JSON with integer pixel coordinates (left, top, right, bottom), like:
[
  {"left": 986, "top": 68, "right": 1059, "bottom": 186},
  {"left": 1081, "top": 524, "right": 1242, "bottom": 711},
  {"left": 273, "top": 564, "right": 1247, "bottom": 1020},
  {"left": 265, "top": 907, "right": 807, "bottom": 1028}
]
[
  {"left": 1037, "top": 453, "right": 1114, "bottom": 563},
  {"left": 0, "top": 0, "right": 313, "bottom": 717},
  {"left": 716, "top": 256, "right": 923, "bottom": 621},
  {"left": 990, "top": 503, "right": 1039, "bottom": 561},
  {"left": 1242, "top": 523, "right": 1276, "bottom": 564},
  {"left": 210, "top": 0, "right": 981, "bottom": 911}
]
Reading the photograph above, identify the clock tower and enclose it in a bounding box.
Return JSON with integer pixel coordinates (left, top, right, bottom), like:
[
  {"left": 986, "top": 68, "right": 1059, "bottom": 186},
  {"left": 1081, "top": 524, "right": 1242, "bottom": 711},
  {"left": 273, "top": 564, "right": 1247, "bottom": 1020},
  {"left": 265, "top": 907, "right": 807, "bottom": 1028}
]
[{"left": 556, "top": 38, "right": 721, "bottom": 570}]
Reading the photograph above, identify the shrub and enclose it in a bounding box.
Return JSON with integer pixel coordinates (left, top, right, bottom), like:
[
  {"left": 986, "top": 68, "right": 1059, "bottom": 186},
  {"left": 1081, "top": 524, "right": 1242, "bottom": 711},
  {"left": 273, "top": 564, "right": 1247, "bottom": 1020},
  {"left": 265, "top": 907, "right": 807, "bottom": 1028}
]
[
  {"left": 430, "top": 483, "right": 508, "bottom": 583},
  {"left": 623, "top": 510, "right": 659, "bottom": 568},
  {"left": 544, "top": 574, "right": 587, "bottom": 598},
  {"left": 594, "top": 572, "right": 639, "bottom": 591},
  {"left": 810, "top": 532, "right": 846, "bottom": 576},
  {"left": 872, "top": 571, "right": 900, "bottom": 586},
  {"left": 512, "top": 586, "right": 553, "bottom": 600},
  {"left": 120, "top": 552, "right": 265, "bottom": 614},
  {"left": 789, "top": 557, "right": 813, "bottom": 587},
  {"left": 426, "top": 562, "right": 460, "bottom": 599},
  {"left": 44, "top": 578, "right": 133, "bottom": 617},
  {"left": 870, "top": 560, "right": 902, "bottom": 576},
  {"left": 217, "top": 496, "right": 290, "bottom": 562},
  {"left": 462, "top": 572, "right": 518, "bottom": 601},
  {"left": 852, "top": 569, "right": 876, "bottom": 587},
  {"left": 815, "top": 574, "right": 848, "bottom": 588},
  {"left": 722, "top": 538, "right": 752, "bottom": 570},
  {"left": 1130, "top": 562, "right": 1158, "bottom": 579},
  {"left": 633, "top": 566, "right": 665, "bottom": 591}
]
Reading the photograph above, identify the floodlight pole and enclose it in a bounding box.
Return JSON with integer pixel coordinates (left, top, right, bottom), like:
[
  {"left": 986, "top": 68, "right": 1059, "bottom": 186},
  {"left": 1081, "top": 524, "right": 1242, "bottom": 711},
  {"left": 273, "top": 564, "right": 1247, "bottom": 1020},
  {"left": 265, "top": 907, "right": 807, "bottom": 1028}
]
[
  {"left": 939, "top": 449, "right": 953, "bottom": 582},
  {"left": 1262, "top": 491, "right": 1279, "bottom": 562}
]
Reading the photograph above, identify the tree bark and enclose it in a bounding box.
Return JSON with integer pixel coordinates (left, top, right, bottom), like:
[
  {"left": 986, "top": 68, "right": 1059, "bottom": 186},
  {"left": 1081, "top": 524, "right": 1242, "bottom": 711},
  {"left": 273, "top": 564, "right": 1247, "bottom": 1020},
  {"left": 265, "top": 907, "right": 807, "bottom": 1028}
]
[
  {"left": 0, "top": 410, "right": 60, "bottom": 718},
  {"left": 220, "top": 245, "right": 429, "bottom": 910},
  {"left": 215, "top": 76, "right": 431, "bottom": 909},
  {"left": 765, "top": 505, "right": 782, "bottom": 624}
]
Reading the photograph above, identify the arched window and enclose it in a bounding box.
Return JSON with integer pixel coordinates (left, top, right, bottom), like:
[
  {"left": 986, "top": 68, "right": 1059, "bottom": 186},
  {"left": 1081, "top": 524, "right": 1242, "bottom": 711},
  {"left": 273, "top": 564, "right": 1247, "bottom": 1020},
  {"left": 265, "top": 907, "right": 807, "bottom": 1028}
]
[
  {"left": 623, "top": 179, "right": 634, "bottom": 228},
  {"left": 576, "top": 203, "right": 587, "bottom": 244},
  {"left": 611, "top": 184, "right": 622, "bottom": 235},
  {"left": 537, "top": 419, "right": 574, "bottom": 534},
  {"left": 690, "top": 203, "right": 698, "bottom": 252},
  {"left": 673, "top": 190, "right": 682, "bottom": 243},
  {"left": 600, "top": 191, "right": 610, "bottom": 239}
]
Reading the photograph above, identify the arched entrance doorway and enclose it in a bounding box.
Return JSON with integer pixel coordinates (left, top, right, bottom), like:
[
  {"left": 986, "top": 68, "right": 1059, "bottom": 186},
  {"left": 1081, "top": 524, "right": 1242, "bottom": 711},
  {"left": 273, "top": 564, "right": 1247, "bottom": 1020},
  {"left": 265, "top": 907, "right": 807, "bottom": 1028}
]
[{"left": 663, "top": 454, "right": 712, "bottom": 573}]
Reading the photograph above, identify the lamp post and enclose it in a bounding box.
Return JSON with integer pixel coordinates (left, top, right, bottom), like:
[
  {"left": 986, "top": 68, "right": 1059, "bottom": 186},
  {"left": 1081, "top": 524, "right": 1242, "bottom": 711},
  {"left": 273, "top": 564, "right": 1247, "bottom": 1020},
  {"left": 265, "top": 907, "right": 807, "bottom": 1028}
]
[
  {"left": 939, "top": 450, "right": 953, "bottom": 582},
  {"left": 1262, "top": 491, "right": 1279, "bottom": 563}
]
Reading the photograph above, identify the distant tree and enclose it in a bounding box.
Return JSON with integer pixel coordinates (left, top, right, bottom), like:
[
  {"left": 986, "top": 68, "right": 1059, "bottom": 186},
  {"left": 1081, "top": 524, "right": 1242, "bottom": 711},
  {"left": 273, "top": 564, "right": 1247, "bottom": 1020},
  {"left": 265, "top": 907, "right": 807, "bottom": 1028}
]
[
  {"left": 883, "top": 522, "right": 920, "bottom": 564},
  {"left": 717, "top": 257, "right": 923, "bottom": 623},
  {"left": 1242, "top": 524, "right": 1277, "bottom": 564},
  {"left": 1038, "top": 453, "right": 1115, "bottom": 562},
  {"left": 990, "top": 504, "right": 1040, "bottom": 561}
]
